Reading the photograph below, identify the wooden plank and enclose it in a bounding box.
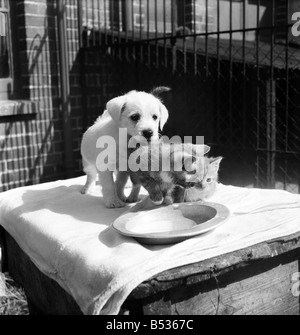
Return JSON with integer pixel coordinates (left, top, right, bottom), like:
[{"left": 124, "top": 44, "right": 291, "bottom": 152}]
[
  {"left": 169, "top": 258, "right": 300, "bottom": 315},
  {"left": 141, "top": 251, "right": 300, "bottom": 315},
  {"left": 129, "top": 232, "right": 300, "bottom": 300},
  {"left": 142, "top": 294, "right": 172, "bottom": 315}
]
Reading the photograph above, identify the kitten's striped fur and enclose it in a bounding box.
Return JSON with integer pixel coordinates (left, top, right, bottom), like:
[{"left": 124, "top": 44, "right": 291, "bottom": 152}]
[{"left": 126, "top": 140, "right": 222, "bottom": 204}]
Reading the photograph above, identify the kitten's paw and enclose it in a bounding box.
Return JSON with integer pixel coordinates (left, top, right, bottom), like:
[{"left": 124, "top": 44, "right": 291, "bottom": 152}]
[{"left": 104, "top": 196, "right": 126, "bottom": 208}]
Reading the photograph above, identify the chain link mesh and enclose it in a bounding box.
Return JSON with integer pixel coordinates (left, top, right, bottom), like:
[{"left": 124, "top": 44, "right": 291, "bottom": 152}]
[{"left": 79, "top": 0, "right": 300, "bottom": 193}]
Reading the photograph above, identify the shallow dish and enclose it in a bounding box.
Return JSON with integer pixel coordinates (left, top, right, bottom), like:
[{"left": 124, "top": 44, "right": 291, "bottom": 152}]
[{"left": 112, "top": 201, "right": 230, "bottom": 245}]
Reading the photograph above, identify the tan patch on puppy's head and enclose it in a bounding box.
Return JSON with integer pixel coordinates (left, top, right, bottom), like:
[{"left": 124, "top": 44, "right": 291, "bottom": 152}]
[{"left": 106, "top": 90, "right": 169, "bottom": 141}]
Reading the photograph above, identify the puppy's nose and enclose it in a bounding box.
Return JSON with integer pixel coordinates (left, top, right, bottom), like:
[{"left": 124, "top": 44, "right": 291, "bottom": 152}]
[{"left": 142, "top": 129, "right": 153, "bottom": 140}]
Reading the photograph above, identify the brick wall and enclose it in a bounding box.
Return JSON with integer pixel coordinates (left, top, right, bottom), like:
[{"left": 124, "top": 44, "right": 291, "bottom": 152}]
[
  {"left": 0, "top": 0, "right": 99, "bottom": 192},
  {"left": 0, "top": 0, "right": 128, "bottom": 193},
  {"left": 0, "top": 0, "right": 63, "bottom": 191}
]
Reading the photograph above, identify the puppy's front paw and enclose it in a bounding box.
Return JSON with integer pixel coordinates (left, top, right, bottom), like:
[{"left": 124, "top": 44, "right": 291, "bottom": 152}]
[{"left": 104, "top": 196, "right": 126, "bottom": 208}]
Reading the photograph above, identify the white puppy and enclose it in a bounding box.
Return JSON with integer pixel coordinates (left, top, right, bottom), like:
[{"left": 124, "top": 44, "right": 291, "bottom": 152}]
[{"left": 80, "top": 88, "right": 170, "bottom": 208}]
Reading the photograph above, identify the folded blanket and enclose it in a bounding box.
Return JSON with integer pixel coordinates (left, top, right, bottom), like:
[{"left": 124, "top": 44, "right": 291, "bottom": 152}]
[{"left": 0, "top": 176, "right": 299, "bottom": 314}]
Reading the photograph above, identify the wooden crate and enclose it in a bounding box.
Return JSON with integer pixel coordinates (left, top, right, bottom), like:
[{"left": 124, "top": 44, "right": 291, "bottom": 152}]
[{"left": 3, "top": 230, "right": 300, "bottom": 315}]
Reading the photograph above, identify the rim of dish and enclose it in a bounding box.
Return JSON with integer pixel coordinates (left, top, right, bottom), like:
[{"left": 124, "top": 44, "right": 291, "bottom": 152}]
[{"left": 112, "top": 202, "right": 230, "bottom": 240}]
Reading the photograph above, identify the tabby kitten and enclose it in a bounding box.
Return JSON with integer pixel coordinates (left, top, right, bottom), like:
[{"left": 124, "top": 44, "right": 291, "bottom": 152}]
[
  {"left": 126, "top": 140, "right": 220, "bottom": 205},
  {"left": 173, "top": 156, "right": 223, "bottom": 203}
]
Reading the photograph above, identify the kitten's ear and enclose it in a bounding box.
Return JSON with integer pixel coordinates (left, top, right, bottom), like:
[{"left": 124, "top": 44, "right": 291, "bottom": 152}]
[
  {"left": 192, "top": 144, "right": 210, "bottom": 157},
  {"left": 106, "top": 95, "right": 127, "bottom": 123},
  {"left": 209, "top": 157, "right": 223, "bottom": 172}
]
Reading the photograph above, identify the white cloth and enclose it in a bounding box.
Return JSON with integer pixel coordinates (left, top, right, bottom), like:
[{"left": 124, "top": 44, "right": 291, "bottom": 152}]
[{"left": 0, "top": 176, "right": 299, "bottom": 314}]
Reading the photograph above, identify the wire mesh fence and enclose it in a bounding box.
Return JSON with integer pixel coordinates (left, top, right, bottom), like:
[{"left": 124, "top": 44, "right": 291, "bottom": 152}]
[{"left": 77, "top": 0, "right": 300, "bottom": 193}]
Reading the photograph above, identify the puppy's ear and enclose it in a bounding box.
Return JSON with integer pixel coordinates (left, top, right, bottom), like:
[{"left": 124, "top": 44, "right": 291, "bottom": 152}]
[
  {"left": 106, "top": 96, "right": 127, "bottom": 123},
  {"left": 159, "top": 103, "right": 169, "bottom": 130}
]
